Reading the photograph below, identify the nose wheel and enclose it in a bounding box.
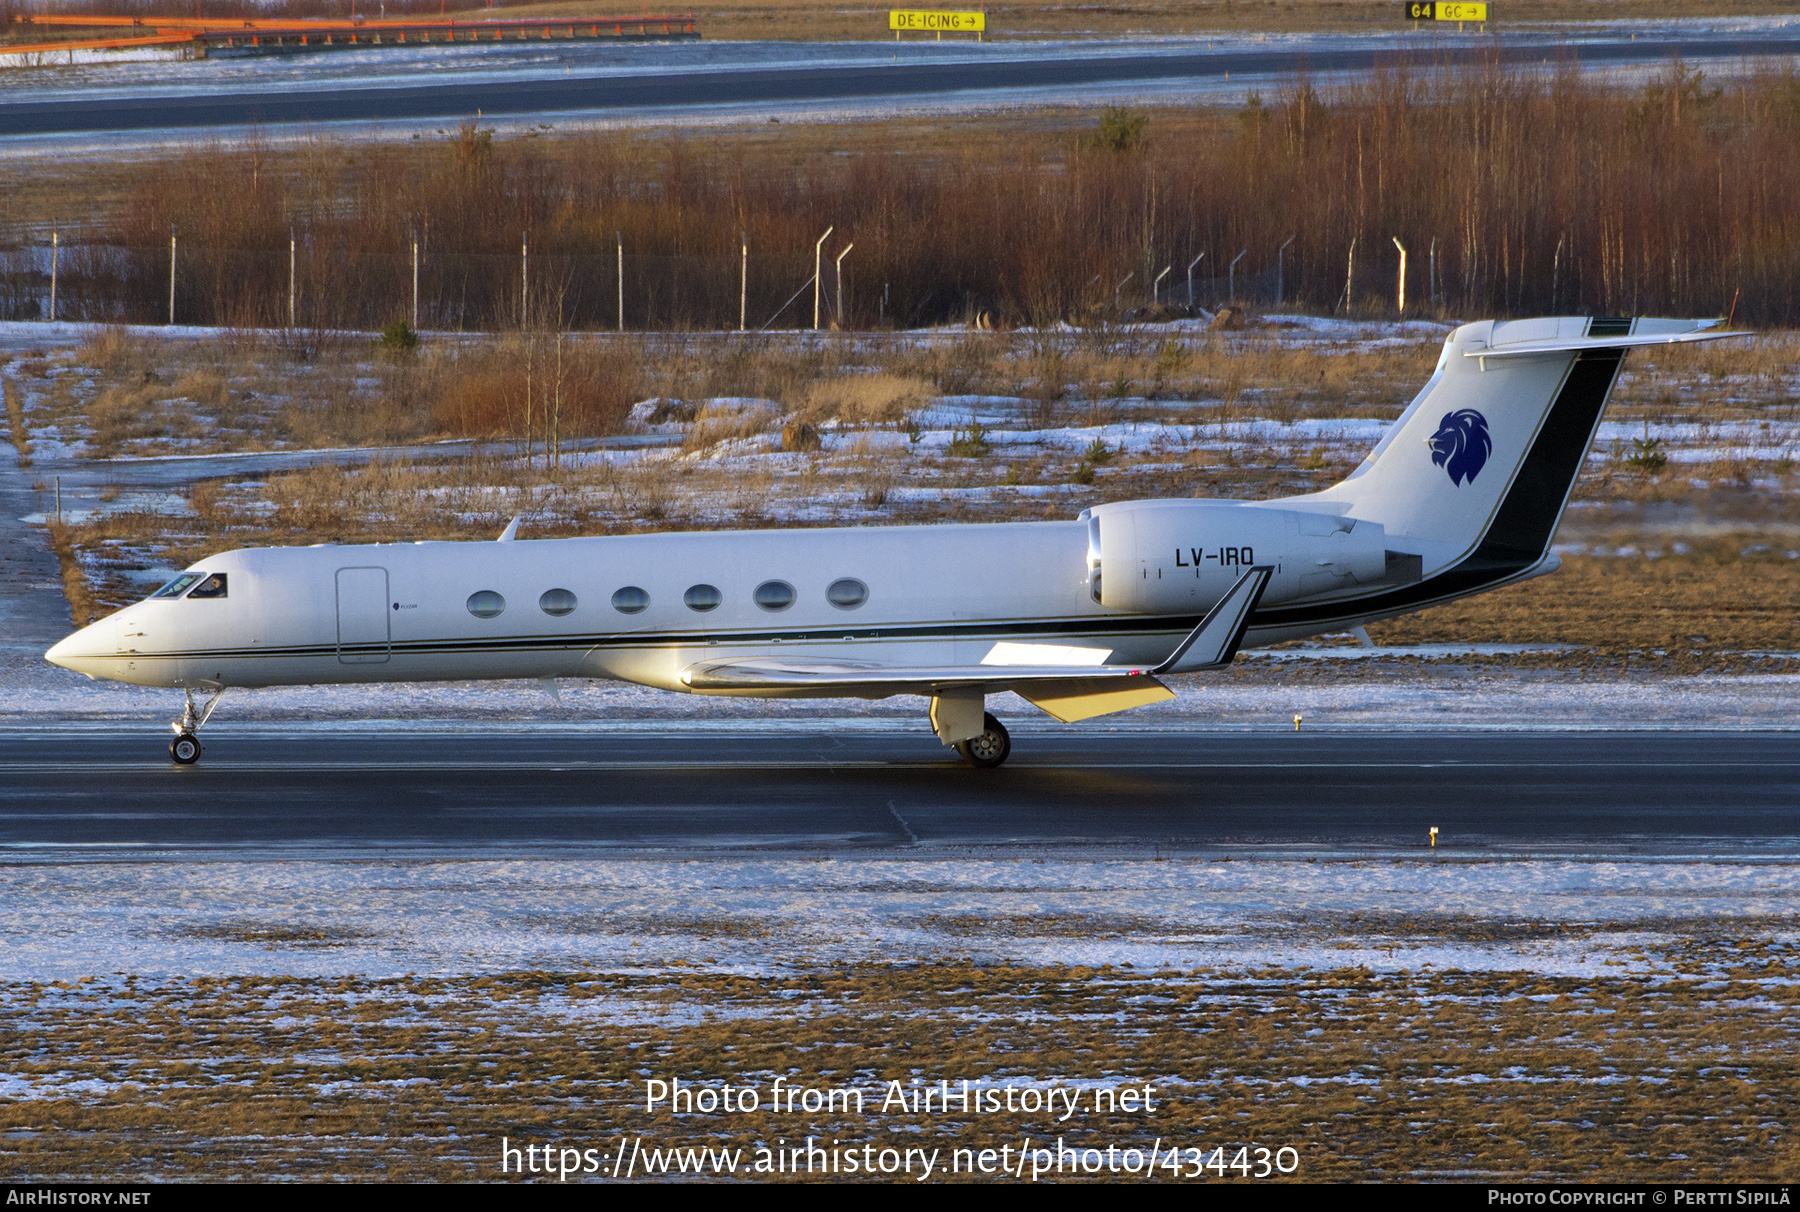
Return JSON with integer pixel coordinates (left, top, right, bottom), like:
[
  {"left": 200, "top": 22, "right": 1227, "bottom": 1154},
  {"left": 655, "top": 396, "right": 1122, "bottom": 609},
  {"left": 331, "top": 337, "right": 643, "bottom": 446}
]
[
  {"left": 167, "top": 687, "right": 228, "bottom": 765},
  {"left": 954, "top": 713, "right": 1012, "bottom": 768}
]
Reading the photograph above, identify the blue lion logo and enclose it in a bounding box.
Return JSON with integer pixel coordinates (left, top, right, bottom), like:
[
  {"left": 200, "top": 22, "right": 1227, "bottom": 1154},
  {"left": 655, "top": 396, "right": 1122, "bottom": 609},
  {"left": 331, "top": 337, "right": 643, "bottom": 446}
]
[{"left": 1428, "top": 408, "right": 1492, "bottom": 486}]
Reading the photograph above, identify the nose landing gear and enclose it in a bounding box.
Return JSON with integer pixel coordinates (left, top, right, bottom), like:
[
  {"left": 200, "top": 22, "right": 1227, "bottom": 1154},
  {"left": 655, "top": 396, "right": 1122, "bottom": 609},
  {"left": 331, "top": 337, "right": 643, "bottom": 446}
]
[{"left": 169, "top": 687, "right": 228, "bottom": 765}]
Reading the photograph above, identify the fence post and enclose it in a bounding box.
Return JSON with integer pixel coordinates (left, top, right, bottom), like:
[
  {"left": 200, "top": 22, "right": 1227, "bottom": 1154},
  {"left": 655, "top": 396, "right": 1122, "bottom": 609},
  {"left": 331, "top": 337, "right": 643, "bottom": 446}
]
[
  {"left": 1186, "top": 253, "right": 1204, "bottom": 307},
  {"left": 168, "top": 224, "right": 177, "bottom": 327},
  {"left": 1392, "top": 237, "right": 1407, "bottom": 313},
  {"left": 1276, "top": 235, "right": 1294, "bottom": 308},
  {"left": 1151, "top": 265, "right": 1170, "bottom": 305},
  {"left": 739, "top": 231, "right": 747, "bottom": 332},
  {"left": 1550, "top": 234, "right": 1562, "bottom": 313},
  {"left": 1342, "top": 237, "right": 1357, "bottom": 314},
  {"left": 520, "top": 230, "right": 528, "bottom": 329},
  {"left": 288, "top": 230, "right": 296, "bottom": 329},
  {"left": 616, "top": 231, "right": 624, "bottom": 333},
  {"left": 412, "top": 231, "right": 420, "bottom": 330},
  {"left": 835, "top": 243, "right": 854, "bottom": 328},
  {"left": 47, "top": 229, "right": 57, "bottom": 323},
  {"left": 812, "top": 226, "right": 833, "bottom": 331},
  {"left": 1228, "top": 249, "right": 1247, "bottom": 304}
]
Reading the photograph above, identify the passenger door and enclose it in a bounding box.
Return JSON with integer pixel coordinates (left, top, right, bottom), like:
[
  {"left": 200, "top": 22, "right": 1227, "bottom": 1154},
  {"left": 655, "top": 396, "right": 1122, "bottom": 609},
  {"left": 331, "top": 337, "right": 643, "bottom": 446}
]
[{"left": 335, "top": 567, "right": 391, "bottom": 664}]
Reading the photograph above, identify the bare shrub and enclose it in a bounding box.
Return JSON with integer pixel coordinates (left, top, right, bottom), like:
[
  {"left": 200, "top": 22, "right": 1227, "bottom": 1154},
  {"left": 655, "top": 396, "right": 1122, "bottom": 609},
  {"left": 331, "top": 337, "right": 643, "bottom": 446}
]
[
  {"left": 85, "top": 385, "right": 167, "bottom": 456},
  {"left": 919, "top": 336, "right": 1003, "bottom": 397},
  {"left": 682, "top": 399, "right": 780, "bottom": 454},
  {"left": 860, "top": 469, "right": 896, "bottom": 508},
  {"left": 171, "top": 371, "right": 228, "bottom": 410},
  {"left": 431, "top": 340, "right": 642, "bottom": 444},
  {"left": 76, "top": 327, "right": 151, "bottom": 375},
  {"left": 780, "top": 419, "right": 821, "bottom": 452}
]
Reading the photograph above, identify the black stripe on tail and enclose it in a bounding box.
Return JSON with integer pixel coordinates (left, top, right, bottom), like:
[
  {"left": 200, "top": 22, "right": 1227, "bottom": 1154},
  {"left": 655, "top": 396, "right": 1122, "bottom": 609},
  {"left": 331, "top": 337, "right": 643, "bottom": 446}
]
[{"left": 1251, "top": 347, "right": 1626, "bottom": 628}]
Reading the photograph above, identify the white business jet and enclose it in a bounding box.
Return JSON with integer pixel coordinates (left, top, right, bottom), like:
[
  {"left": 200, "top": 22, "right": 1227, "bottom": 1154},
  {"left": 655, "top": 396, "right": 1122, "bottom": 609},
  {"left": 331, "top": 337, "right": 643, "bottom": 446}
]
[{"left": 47, "top": 316, "right": 1737, "bottom": 766}]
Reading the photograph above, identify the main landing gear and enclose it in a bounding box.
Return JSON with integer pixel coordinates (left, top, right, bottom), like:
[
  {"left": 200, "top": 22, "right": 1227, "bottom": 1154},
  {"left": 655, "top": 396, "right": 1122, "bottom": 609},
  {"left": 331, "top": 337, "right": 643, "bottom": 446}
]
[
  {"left": 169, "top": 687, "right": 227, "bottom": 765},
  {"left": 954, "top": 712, "right": 1012, "bottom": 769}
]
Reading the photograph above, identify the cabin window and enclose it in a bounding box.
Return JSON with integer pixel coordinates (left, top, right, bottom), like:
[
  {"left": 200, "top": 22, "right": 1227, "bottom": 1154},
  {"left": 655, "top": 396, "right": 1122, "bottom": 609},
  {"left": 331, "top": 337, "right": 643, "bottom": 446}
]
[
  {"left": 684, "top": 584, "right": 723, "bottom": 612},
  {"left": 149, "top": 573, "right": 203, "bottom": 599},
  {"left": 539, "top": 588, "right": 578, "bottom": 617},
  {"left": 826, "top": 578, "right": 868, "bottom": 609},
  {"left": 186, "top": 573, "right": 228, "bottom": 599},
  {"left": 466, "top": 590, "right": 505, "bottom": 619},
  {"left": 754, "top": 580, "right": 796, "bottom": 612},
  {"left": 612, "top": 586, "right": 650, "bottom": 614}
]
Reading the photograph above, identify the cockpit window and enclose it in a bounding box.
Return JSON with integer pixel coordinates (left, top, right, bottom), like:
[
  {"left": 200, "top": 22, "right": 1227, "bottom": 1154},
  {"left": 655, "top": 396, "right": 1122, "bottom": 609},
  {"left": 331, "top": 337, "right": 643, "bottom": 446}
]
[
  {"left": 149, "top": 573, "right": 203, "bottom": 599},
  {"left": 186, "top": 573, "right": 228, "bottom": 599}
]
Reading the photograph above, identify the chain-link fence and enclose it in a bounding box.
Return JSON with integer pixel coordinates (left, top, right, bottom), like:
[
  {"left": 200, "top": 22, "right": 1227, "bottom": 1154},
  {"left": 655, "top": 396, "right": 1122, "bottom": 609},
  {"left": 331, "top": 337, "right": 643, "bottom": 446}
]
[{"left": 0, "top": 242, "right": 867, "bottom": 331}]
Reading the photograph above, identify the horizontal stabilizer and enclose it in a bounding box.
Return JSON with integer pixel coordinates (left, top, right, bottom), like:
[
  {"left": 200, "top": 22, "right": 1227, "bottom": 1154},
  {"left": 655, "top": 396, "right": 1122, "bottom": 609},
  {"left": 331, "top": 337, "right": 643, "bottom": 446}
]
[
  {"left": 1154, "top": 565, "right": 1273, "bottom": 674},
  {"left": 1467, "top": 327, "right": 1746, "bottom": 361}
]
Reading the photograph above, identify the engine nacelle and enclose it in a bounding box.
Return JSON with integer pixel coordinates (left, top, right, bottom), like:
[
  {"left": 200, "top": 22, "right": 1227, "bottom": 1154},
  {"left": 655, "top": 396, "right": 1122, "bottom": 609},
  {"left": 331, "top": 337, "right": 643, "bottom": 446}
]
[{"left": 1084, "top": 500, "right": 1411, "bottom": 614}]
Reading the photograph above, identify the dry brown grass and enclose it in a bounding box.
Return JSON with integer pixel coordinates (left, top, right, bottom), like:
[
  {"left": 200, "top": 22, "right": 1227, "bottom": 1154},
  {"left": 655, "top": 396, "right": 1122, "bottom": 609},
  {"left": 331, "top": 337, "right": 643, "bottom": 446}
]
[
  {"left": 2, "top": 375, "right": 27, "bottom": 466},
  {"left": 3, "top": 954, "right": 1797, "bottom": 1181},
  {"left": 796, "top": 372, "right": 932, "bottom": 426},
  {"left": 74, "top": 326, "right": 154, "bottom": 377},
  {"left": 43, "top": 520, "right": 105, "bottom": 627},
  {"left": 1368, "top": 549, "right": 1800, "bottom": 662}
]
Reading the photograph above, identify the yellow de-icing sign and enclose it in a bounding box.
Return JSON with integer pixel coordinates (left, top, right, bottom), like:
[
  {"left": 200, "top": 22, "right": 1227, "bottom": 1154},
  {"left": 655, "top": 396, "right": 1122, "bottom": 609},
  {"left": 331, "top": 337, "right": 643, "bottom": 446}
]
[
  {"left": 890, "top": 9, "right": 986, "bottom": 32},
  {"left": 1401, "top": 1, "right": 1488, "bottom": 18}
]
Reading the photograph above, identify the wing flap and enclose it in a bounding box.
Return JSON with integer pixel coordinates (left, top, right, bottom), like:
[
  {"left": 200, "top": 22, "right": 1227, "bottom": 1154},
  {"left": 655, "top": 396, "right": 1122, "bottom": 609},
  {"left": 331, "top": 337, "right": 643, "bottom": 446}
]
[{"left": 1015, "top": 676, "right": 1175, "bottom": 723}]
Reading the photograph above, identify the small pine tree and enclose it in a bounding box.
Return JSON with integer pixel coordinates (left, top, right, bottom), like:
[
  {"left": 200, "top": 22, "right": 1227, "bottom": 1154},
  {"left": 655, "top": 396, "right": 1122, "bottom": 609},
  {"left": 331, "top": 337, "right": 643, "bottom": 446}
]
[
  {"left": 1084, "top": 106, "right": 1148, "bottom": 152},
  {"left": 378, "top": 320, "right": 419, "bottom": 352}
]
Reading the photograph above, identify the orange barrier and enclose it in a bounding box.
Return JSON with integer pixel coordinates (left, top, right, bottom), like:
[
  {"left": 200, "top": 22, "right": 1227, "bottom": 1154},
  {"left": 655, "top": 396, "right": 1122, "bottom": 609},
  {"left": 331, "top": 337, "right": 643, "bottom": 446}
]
[
  {"left": 6, "top": 12, "right": 699, "bottom": 52},
  {"left": 0, "top": 31, "right": 196, "bottom": 55},
  {"left": 13, "top": 12, "right": 695, "bottom": 32}
]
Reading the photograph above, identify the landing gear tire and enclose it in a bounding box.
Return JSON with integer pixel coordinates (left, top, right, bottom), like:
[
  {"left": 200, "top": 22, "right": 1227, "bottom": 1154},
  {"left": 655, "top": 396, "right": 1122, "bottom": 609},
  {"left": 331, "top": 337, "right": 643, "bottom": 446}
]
[
  {"left": 170, "top": 733, "right": 201, "bottom": 765},
  {"left": 954, "top": 713, "right": 1011, "bottom": 768}
]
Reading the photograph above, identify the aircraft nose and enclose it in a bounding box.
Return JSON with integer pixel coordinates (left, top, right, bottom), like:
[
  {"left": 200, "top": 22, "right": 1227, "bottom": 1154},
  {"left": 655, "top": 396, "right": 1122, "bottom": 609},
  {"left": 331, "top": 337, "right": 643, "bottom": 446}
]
[{"left": 45, "top": 621, "right": 108, "bottom": 673}]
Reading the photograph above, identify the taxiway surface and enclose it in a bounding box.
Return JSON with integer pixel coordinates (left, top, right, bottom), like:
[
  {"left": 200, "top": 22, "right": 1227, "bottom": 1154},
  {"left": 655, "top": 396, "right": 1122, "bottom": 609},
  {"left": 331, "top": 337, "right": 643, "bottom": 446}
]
[
  {"left": 4, "top": 728, "right": 1796, "bottom": 858},
  {"left": 5, "top": 33, "right": 1798, "bottom": 136}
]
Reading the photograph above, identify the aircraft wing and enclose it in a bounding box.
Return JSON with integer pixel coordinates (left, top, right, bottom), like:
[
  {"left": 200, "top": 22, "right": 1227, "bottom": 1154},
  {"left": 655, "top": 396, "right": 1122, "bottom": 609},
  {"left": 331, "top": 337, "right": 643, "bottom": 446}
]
[
  {"left": 678, "top": 567, "right": 1272, "bottom": 720},
  {"left": 679, "top": 656, "right": 1162, "bottom": 692}
]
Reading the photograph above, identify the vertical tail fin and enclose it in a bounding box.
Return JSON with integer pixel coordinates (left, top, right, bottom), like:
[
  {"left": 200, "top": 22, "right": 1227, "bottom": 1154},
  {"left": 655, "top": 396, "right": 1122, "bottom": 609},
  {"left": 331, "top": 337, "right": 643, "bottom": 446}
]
[{"left": 1309, "top": 317, "right": 1733, "bottom": 575}]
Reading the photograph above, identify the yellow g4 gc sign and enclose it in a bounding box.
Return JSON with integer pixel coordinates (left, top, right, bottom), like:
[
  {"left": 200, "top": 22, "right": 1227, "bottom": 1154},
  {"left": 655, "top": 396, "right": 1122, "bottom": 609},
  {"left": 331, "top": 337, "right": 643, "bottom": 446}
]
[
  {"left": 890, "top": 9, "right": 987, "bottom": 32},
  {"left": 1402, "top": 2, "right": 1489, "bottom": 18}
]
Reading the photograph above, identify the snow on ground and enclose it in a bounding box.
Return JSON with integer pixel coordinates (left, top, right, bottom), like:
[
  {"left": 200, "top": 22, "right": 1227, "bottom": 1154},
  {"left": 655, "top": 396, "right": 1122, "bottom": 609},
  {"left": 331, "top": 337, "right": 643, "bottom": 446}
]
[{"left": 0, "top": 854, "right": 1792, "bottom": 982}]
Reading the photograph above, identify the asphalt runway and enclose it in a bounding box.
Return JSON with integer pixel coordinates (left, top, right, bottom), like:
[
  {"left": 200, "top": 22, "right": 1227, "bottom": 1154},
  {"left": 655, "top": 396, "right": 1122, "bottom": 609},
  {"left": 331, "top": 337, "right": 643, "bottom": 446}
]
[
  {"left": 3, "top": 728, "right": 1797, "bottom": 857},
  {"left": 6, "top": 34, "right": 1798, "bottom": 136}
]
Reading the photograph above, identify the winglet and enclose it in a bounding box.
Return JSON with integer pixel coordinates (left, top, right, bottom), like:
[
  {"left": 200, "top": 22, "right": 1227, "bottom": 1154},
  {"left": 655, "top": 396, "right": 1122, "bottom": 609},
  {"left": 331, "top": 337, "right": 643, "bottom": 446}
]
[
  {"left": 1153, "top": 565, "right": 1272, "bottom": 674},
  {"left": 497, "top": 516, "right": 521, "bottom": 542}
]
